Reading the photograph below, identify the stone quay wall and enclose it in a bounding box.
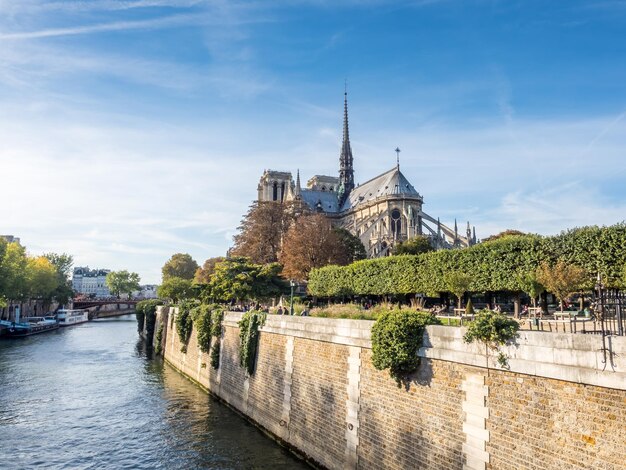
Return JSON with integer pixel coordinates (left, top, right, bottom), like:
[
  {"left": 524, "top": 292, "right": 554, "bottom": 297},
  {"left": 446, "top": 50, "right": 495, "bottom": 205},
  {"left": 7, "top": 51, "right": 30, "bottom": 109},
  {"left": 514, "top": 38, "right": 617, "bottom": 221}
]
[{"left": 154, "top": 307, "right": 626, "bottom": 470}]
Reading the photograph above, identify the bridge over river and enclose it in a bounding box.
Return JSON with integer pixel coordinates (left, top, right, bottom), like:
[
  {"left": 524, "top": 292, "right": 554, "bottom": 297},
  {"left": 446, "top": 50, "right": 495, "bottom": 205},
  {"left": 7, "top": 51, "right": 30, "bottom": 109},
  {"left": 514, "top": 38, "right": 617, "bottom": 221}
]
[{"left": 72, "top": 299, "right": 139, "bottom": 319}]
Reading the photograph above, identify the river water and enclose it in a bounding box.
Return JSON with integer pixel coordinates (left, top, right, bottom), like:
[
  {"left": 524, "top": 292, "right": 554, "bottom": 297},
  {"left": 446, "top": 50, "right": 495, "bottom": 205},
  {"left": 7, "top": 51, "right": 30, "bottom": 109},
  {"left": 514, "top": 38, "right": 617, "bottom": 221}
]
[{"left": 0, "top": 315, "right": 309, "bottom": 469}]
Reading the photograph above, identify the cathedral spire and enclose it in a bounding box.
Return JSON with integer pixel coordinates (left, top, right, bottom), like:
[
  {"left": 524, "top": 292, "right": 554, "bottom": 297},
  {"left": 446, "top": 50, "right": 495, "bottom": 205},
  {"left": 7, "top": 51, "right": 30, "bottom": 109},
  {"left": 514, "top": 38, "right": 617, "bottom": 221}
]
[
  {"left": 295, "top": 169, "right": 301, "bottom": 197},
  {"left": 339, "top": 89, "right": 355, "bottom": 204}
]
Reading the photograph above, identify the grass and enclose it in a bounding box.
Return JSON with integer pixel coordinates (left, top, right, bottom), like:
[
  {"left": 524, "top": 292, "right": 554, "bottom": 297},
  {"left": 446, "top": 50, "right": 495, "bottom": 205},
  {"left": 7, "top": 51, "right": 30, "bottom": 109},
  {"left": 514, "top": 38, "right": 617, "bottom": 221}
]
[
  {"left": 309, "top": 303, "right": 457, "bottom": 322},
  {"left": 309, "top": 303, "right": 380, "bottom": 320}
]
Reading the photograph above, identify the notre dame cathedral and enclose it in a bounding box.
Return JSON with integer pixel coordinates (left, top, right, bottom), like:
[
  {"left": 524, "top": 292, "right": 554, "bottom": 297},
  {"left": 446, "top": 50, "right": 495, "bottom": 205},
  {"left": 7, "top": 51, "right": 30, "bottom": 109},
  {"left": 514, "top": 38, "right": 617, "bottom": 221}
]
[{"left": 257, "top": 93, "right": 477, "bottom": 257}]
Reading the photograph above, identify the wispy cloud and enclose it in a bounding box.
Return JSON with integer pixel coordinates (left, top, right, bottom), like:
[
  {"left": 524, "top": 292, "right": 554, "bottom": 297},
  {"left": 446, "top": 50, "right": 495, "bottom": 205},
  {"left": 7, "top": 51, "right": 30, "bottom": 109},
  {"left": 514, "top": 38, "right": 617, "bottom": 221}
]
[
  {"left": 0, "top": 13, "right": 202, "bottom": 40},
  {"left": 0, "top": 0, "right": 208, "bottom": 14}
]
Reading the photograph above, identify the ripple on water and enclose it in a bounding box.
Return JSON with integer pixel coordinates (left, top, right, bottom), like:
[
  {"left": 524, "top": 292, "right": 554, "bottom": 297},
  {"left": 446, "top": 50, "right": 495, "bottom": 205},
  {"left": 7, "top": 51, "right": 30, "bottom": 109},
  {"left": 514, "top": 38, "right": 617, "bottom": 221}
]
[{"left": 0, "top": 315, "right": 309, "bottom": 470}]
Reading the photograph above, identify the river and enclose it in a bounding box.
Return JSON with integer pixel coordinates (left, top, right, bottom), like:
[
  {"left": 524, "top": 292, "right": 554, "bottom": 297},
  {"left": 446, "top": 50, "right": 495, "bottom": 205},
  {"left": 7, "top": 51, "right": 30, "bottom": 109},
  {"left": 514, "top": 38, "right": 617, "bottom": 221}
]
[{"left": 0, "top": 315, "right": 309, "bottom": 469}]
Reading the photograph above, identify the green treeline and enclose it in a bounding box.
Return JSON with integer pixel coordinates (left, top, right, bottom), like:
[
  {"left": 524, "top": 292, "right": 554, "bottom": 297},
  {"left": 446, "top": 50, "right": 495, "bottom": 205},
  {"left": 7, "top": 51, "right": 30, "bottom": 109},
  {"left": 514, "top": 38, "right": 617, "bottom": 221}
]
[
  {"left": 0, "top": 239, "right": 74, "bottom": 310},
  {"left": 308, "top": 224, "right": 626, "bottom": 297}
]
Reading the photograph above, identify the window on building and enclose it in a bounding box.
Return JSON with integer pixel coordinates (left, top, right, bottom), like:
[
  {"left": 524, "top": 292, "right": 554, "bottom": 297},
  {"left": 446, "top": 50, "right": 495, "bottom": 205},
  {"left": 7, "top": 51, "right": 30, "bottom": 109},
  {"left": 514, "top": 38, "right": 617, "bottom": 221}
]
[{"left": 391, "top": 208, "right": 402, "bottom": 238}]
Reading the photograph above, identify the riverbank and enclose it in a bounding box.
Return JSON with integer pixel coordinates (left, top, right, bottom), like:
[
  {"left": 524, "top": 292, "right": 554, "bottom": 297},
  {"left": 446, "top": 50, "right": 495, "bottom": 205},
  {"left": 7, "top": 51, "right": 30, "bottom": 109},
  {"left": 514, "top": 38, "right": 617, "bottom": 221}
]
[{"left": 154, "top": 306, "right": 626, "bottom": 470}]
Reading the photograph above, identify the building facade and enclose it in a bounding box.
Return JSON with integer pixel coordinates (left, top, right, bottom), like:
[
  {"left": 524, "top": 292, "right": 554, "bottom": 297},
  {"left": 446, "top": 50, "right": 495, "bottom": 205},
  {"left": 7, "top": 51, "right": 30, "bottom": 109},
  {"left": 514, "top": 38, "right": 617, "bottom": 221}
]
[
  {"left": 132, "top": 285, "right": 158, "bottom": 299},
  {"left": 1, "top": 235, "right": 21, "bottom": 245},
  {"left": 257, "top": 93, "right": 476, "bottom": 257},
  {"left": 72, "top": 267, "right": 111, "bottom": 298}
]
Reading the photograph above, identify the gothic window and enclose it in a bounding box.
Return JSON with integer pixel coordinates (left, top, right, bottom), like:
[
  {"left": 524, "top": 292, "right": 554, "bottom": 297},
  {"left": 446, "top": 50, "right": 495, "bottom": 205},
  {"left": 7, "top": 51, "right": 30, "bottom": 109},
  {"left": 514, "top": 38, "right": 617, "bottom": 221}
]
[
  {"left": 272, "top": 182, "right": 278, "bottom": 201},
  {"left": 280, "top": 182, "right": 285, "bottom": 202},
  {"left": 391, "top": 208, "right": 402, "bottom": 238},
  {"left": 322, "top": 186, "right": 326, "bottom": 191}
]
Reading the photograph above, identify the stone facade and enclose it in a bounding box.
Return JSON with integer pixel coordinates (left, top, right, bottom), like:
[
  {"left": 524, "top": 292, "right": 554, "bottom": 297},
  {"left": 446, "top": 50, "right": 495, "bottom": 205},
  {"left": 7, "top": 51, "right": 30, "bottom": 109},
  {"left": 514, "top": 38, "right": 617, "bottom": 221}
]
[
  {"left": 155, "top": 309, "right": 626, "bottom": 470},
  {"left": 72, "top": 266, "right": 111, "bottom": 298}
]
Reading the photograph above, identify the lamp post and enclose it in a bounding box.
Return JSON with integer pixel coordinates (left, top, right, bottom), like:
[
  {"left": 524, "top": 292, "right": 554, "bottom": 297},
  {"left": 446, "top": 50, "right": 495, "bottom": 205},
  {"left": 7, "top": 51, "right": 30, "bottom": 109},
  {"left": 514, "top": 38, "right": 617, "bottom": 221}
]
[{"left": 289, "top": 280, "right": 295, "bottom": 316}]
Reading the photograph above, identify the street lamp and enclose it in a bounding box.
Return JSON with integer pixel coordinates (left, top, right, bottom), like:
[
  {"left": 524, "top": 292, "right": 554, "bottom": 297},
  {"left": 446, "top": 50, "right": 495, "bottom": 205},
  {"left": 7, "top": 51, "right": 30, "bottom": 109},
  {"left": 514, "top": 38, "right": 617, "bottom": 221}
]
[{"left": 289, "top": 280, "right": 296, "bottom": 316}]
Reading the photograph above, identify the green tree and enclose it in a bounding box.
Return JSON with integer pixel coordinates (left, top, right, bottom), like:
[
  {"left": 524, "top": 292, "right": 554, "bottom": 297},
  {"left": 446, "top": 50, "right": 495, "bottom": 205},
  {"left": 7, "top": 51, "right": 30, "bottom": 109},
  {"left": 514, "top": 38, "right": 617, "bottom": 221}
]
[
  {"left": 161, "top": 253, "right": 199, "bottom": 282},
  {"left": 44, "top": 253, "right": 74, "bottom": 306},
  {"left": 157, "top": 277, "right": 195, "bottom": 302},
  {"left": 536, "top": 260, "right": 587, "bottom": 312},
  {"left": 392, "top": 235, "right": 434, "bottom": 256},
  {"left": 206, "top": 257, "right": 287, "bottom": 302},
  {"left": 517, "top": 271, "right": 545, "bottom": 308},
  {"left": 334, "top": 228, "right": 367, "bottom": 262},
  {"left": 43, "top": 253, "right": 73, "bottom": 279},
  {"left": 26, "top": 256, "right": 58, "bottom": 300},
  {"left": 444, "top": 271, "right": 473, "bottom": 309},
  {"left": 0, "top": 242, "right": 28, "bottom": 302},
  {"left": 106, "top": 270, "right": 141, "bottom": 298}
]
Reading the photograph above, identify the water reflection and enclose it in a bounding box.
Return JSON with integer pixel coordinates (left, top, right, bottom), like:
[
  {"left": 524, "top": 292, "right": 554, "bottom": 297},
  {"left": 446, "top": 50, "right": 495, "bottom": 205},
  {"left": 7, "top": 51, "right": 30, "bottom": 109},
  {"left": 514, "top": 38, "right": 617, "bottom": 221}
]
[{"left": 0, "top": 315, "right": 308, "bottom": 469}]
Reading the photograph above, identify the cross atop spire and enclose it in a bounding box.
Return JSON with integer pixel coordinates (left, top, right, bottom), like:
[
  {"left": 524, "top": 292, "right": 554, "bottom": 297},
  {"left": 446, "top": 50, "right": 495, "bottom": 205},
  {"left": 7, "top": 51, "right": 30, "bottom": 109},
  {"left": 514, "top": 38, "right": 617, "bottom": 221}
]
[
  {"left": 339, "top": 87, "right": 355, "bottom": 204},
  {"left": 395, "top": 147, "right": 401, "bottom": 168}
]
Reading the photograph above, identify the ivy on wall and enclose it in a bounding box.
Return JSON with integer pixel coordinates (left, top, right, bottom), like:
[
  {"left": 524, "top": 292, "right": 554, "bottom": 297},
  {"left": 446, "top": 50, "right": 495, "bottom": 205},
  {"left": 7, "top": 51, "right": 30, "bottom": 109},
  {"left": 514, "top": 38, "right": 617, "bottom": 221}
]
[
  {"left": 192, "top": 304, "right": 213, "bottom": 353},
  {"left": 175, "top": 299, "right": 196, "bottom": 353},
  {"left": 238, "top": 310, "right": 266, "bottom": 375},
  {"left": 135, "top": 305, "right": 145, "bottom": 334},
  {"left": 154, "top": 322, "right": 164, "bottom": 356},
  {"left": 136, "top": 299, "right": 163, "bottom": 339},
  {"left": 371, "top": 310, "right": 441, "bottom": 386},
  {"left": 210, "top": 308, "right": 224, "bottom": 370}
]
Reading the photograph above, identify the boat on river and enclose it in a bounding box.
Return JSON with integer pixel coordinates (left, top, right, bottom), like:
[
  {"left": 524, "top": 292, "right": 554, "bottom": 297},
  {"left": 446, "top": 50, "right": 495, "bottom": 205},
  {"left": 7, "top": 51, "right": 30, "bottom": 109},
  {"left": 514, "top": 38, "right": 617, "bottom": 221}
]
[
  {"left": 56, "top": 309, "right": 89, "bottom": 327},
  {"left": 0, "top": 316, "right": 59, "bottom": 338}
]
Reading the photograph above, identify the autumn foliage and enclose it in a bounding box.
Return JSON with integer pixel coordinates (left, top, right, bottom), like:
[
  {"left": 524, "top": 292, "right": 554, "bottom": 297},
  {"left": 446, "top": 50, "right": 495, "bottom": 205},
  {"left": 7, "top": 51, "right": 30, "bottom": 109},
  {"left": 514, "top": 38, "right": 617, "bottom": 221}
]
[
  {"left": 231, "top": 201, "right": 303, "bottom": 264},
  {"left": 279, "top": 214, "right": 348, "bottom": 281}
]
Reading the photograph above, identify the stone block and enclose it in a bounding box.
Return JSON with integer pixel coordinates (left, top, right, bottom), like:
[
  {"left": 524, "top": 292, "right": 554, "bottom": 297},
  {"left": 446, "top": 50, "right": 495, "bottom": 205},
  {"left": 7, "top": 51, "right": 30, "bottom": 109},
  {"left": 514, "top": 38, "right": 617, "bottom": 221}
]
[
  {"left": 463, "top": 423, "right": 490, "bottom": 441},
  {"left": 463, "top": 442, "right": 489, "bottom": 462}
]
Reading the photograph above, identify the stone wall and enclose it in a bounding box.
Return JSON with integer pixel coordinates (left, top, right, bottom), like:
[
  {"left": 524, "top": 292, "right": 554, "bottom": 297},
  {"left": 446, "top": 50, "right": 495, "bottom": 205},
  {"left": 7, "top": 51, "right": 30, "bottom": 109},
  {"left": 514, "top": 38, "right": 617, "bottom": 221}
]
[{"left": 155, "top": 309, "right": 626, "bottom": 470}]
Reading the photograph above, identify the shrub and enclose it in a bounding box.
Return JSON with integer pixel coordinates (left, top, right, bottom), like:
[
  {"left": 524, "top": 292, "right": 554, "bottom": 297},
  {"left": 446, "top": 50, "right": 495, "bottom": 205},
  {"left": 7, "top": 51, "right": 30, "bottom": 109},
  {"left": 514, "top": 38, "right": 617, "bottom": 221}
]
[
  {"left": 371, "top": 309, "right": 441, "bottom": 386},
  {"left": 463, "top": 309, "right": 520, "bottom": 368}
]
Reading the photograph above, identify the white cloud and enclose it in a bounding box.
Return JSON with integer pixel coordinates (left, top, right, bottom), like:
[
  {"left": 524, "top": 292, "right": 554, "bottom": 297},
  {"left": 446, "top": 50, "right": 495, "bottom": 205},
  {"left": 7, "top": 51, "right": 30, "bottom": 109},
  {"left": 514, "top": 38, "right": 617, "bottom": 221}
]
[
  {"left": 0, "top": 13, "right": 204, "bottom": 40},
  {"left": 1, "top": 0, "right": 624, "bottom": 284}
]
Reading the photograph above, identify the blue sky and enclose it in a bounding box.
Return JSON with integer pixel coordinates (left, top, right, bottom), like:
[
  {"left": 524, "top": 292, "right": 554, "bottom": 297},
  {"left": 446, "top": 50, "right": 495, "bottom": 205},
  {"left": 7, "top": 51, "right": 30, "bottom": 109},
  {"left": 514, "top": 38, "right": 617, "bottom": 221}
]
[{"left": 1, "top": 0, "right": 625, "bottom": 284}]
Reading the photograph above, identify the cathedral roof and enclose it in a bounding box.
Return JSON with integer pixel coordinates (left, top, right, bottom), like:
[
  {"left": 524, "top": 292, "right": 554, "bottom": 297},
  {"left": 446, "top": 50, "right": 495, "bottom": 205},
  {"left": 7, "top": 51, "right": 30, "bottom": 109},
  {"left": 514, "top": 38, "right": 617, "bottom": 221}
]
[
  {"left": 340, "top": 166, "right": 421, "bottom": 211},
  {"left": 300, "top": 189, "right": 340, "bottom": 213}
]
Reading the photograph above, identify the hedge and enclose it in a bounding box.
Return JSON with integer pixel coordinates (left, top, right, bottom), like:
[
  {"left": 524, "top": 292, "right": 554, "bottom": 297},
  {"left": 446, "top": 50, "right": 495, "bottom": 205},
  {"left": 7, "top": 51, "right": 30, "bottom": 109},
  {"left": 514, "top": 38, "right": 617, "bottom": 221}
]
[{"left": 308, "top": 224, "right": 626, "bottom": 297}]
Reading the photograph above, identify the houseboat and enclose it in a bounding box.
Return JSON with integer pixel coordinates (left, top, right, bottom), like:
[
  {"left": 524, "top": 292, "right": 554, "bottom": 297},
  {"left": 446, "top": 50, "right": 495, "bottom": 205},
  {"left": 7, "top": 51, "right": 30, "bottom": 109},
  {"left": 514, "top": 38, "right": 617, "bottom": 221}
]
[
  {"left": 56, "top": 309, "right": 89, "bottom": 327},
  {"left": 0, "top": 316, "right": 59, "bottom": 337}
]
